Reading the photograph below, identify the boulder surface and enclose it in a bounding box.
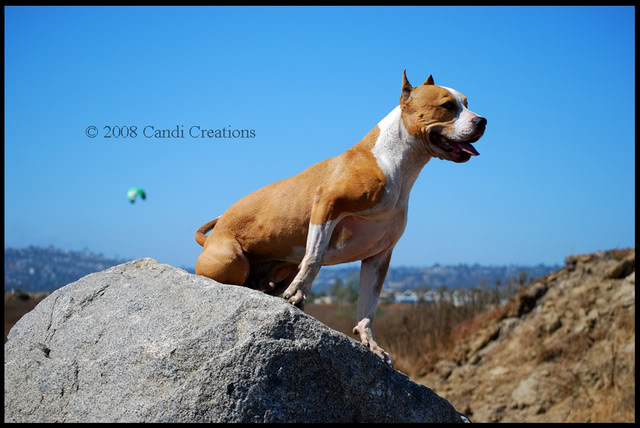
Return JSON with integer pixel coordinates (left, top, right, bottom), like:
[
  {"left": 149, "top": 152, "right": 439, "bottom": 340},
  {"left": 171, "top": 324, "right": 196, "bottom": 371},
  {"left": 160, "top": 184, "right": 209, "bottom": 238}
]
[{"left": 5, "top": 258, "right": 466, "bottom": 423}]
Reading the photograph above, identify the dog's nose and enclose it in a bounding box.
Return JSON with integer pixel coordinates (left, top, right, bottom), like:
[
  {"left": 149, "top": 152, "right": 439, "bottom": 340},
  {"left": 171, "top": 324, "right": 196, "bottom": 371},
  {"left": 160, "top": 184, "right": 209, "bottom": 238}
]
[{"left": 472, "top": 117, "right": 487, "bottom": 128}]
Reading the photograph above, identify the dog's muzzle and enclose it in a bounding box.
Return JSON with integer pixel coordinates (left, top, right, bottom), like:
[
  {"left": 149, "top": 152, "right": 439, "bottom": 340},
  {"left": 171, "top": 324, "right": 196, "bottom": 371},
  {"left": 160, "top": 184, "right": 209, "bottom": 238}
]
[
  {"left": 472, "top": 116, "right": 487, "bottom": 130},
  {"left": 427, "top": 122, "right": 485, "bottom": 163}
]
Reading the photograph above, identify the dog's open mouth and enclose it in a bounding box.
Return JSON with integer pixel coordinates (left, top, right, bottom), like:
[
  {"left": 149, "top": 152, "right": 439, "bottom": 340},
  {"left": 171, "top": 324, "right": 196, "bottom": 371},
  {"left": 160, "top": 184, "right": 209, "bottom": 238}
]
[{"left": 429, "top": 131, "right": 480, "bottom": 163}]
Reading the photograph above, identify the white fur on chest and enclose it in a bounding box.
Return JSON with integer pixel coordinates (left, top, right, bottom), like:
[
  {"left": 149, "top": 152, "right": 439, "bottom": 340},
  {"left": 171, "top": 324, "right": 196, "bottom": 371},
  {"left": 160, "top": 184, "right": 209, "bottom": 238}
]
[
  {"left": 324, "top": 106, "right": 428, "bottom": 261},
  {"left": 371, "top": 106, "right": 428, "bottom": 209}
]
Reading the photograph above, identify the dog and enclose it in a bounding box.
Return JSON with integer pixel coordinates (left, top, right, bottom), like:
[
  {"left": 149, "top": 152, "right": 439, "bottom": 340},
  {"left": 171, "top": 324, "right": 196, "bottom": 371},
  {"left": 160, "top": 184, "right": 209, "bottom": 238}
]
[{"left": 195, "top": 71, "right": 486, "bottom": 365}]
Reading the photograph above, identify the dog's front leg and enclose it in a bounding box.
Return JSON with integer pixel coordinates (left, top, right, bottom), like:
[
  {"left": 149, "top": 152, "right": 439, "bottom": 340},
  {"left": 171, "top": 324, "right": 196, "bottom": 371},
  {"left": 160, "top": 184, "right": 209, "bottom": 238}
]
[
  {"left": 353, "top": 248, "right": 393, "bottom": 365},
  {"left": 283, "top": 190, "right": 342, "bottom": 307},
  {"left": 282, "top": 219, "right": 338, "bottom": 307}
]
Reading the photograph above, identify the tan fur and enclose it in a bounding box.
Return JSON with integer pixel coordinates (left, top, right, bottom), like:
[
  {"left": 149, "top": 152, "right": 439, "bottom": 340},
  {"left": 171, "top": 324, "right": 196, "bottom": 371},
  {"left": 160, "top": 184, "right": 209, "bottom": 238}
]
[
  {"left": 401, "top": 82, "right": 459, "bottom": 138},
  {"left": 194, "top": 218, "right": 218, "bottom": 247},
  {"left": 196, "top": 126, "right": 386, "bottom": 283},
  {"left": 309, "top": 126, "right": 385, "bottom": 225},
  {"left": 201, "top": 126, "right": 384, "bottom": 259}
]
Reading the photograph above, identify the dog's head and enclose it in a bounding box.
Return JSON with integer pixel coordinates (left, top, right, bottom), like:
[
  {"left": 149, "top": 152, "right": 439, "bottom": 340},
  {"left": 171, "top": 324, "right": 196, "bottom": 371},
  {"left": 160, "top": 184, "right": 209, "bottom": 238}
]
[{"left": 400, "top": 70, "right": 486, "bottom": 163}]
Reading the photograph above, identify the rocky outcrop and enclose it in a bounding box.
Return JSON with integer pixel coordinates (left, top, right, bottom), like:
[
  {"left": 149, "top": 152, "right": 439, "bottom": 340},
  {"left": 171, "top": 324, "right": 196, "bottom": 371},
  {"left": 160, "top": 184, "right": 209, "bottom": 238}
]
[
  {"left": 4, "top": 258, "right": 466, "bottom": 423},
  {"left": 416, "top": 249, "right": 635, "bottom": 422}
]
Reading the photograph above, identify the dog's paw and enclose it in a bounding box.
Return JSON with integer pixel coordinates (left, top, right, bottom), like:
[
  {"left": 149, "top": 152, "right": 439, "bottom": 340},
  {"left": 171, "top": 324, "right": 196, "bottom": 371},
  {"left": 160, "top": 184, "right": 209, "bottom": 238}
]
[
  {"left": 284, "top": 289, "right": 305, "bottom": 307},
  {"left": 370, "top": 344, "right": 393, "bottom": 366},
  {"left": 293, "top": 296, "right": 305, "bottom": 311},
  {"left": 364, "top": 340, "right": 393, "bottom": 366},
  {"left": 353, "top": 324, "right": 393, "bottom": 366},
  {"left": 282, "top": 282, "right": 299, "bottom": 300}
]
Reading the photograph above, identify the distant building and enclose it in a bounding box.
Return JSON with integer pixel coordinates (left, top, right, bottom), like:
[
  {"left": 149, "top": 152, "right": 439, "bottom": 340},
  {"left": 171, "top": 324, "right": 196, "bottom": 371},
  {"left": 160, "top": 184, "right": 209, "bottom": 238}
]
[
  {"left": 313, "top": 295, "right": 337, "bottom": 305},
  {"left": 423, "top": 290, "right": 440, "bottom": 303},
  {"left": 449, "top": 290, "right": 466, "bottom": 307},
  {"left": 394, "top": 290, "right": 419, "bottom": 304}
]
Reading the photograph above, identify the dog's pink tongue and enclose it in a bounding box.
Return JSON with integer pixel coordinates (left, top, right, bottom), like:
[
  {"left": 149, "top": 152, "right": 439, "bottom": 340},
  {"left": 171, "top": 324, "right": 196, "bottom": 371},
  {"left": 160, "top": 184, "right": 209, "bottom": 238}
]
[{"left": 459, "top": 142, "right": 480, "bottom": 156}]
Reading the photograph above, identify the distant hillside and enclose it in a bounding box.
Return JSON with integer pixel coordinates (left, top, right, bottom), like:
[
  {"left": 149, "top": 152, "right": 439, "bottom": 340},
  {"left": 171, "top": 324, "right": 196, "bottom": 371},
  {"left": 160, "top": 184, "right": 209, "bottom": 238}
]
[
  {"left": 4, "top": 246, "right": 131, "bottom": 292},
  {"left": 4, "top": 246, "right": 559, "bottom": 293},
  {"left": 312, "top": 263, "right": 560, "bottom": 293},
  {"left": 414, "top": 248, "right": 635, "bottom": 422}
]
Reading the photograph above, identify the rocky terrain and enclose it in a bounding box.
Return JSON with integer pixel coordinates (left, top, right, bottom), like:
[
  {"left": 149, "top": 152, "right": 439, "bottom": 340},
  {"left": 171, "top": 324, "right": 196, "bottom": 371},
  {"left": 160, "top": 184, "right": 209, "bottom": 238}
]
[
  {"left": 4, "top": 258, "right": 466, "bottom": 423},
  {"left": 4, "top": 292, "right": 48, "bottom": 343},
  {"left": 414, "top": 248, "right": 635, "bottom": 422}
]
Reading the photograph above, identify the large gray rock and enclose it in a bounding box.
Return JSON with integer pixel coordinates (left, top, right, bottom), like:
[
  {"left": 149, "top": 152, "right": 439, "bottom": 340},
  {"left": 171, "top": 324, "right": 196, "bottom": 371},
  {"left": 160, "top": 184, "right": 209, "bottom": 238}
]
[{"left": 4, "top": 258, "right": 466, "bottom": 423}]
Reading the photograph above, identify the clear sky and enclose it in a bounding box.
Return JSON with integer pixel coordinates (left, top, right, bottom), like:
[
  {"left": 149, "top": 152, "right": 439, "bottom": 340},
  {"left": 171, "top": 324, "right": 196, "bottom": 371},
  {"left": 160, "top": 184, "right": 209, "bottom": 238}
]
[{"left": 4, "top": 6, "right": 635, "bottom": 269}]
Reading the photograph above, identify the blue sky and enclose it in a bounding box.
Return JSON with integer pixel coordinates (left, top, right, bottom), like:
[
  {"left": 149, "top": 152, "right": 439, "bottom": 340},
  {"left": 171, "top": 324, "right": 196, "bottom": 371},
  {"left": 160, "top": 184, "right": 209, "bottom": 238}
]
[{"left": 4, "top": 6, "right": 635, "bottom": 268}]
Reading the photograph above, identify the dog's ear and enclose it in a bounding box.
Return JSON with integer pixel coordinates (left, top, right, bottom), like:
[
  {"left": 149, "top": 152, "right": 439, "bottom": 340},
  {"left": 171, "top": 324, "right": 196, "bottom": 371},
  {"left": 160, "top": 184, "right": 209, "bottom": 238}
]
[
  {"left": 423, "top": 75, "right": 435, "bottom": 85},
  {"left": 401, "top": 69, "right": 413, "bottom": 102}
]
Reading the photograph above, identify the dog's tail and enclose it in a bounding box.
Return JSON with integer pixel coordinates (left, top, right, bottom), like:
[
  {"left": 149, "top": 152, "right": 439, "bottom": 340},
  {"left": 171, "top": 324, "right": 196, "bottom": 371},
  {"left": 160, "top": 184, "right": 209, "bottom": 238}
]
[{"left": 194, "top": 217, "right": 220, "bottom": 247}]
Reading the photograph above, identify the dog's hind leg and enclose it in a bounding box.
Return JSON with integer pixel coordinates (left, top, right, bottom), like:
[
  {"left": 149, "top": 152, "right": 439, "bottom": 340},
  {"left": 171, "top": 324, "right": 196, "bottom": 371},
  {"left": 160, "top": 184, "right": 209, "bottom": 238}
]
[
  {"left": 244, "top": 261, "right": 298, "bottom": 293},
  {"left": 195, "top": 236, "right": 250, "bottom": 286},
  {"left": 270, "top": 263, "right": 299, "bottom": 291}
]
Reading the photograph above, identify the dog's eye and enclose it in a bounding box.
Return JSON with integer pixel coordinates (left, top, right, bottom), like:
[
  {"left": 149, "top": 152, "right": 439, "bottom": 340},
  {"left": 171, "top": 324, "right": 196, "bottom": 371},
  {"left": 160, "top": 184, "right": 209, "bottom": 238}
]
[{"left": 441, "top": 101, "right": 456, "bottom": 110}]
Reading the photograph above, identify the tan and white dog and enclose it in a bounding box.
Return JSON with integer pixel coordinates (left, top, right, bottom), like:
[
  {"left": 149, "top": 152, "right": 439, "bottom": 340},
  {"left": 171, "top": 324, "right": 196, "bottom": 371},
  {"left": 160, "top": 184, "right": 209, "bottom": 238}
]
[{"left": 195, "top": 71, "right": 486, "bottom": 365}]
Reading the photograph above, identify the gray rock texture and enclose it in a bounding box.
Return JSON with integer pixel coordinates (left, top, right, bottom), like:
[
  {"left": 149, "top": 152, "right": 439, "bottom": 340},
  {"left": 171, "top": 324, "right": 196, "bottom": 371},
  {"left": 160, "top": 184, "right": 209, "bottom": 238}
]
[{"left": 5, "top": 258, "right": 465, "bottom": 423}]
